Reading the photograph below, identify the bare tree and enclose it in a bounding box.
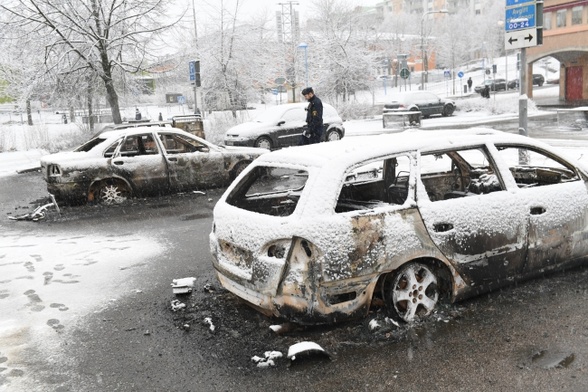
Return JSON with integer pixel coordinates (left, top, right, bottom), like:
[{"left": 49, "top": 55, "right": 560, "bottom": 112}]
[
  {"left": 305, "top": 0, "right": 379, "bottom": 103},
  {"left": 0, "top": 0, "right": 184, "bottom": 124}
]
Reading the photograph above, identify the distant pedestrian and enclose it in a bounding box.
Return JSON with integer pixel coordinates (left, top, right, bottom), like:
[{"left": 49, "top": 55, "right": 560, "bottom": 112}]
[
  {"left": 62, "top": 113, "right": 67, "bottom": 124},
  {"left": 482, "top": 85, "right": 490, "bottom": 99},
  {"left": 135, "top": 108, "right": 142, "bottom": 120},
  {"left": 158, "top": 112, "right": 163, "bottom": 121},
  {"left": 467, "top": 77, "right": 473, "bottom": 92},
  {"left": 299, "top": 87, "right": 323, "bottom": 146}
]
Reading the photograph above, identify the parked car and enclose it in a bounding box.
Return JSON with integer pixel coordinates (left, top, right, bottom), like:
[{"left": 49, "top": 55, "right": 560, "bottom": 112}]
[
  {"left": 474, "top": 78, "right": 507, "bottom": 93},
  {"left": 224, "top": 103, "right": 345, "bottom": 150},
  {"left": 41, "top": 127, "right": 266, "bottom": 204},
  {"left": 384, "top": 91, "right": 455, "bottom": 118},
  {"left": 210, "top": 128, "right": 588, "bottom": 325},
  {"left": 507, "top": 74, "right": 546, "bottom": 90}
]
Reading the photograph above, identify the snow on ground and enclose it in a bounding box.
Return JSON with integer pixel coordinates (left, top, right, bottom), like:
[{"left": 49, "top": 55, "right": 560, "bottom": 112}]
[{"left": 0, "top": 227, "right": 164, "bottom": 390}]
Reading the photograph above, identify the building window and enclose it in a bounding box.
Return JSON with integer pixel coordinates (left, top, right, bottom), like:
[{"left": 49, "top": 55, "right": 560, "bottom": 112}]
[
  {"left": 572, "top": 6, "right": 583, "bottom": 25},
  {"left": 556, "top": 9, "right": 567, "bottom": 28},
  {"left": 544, "top": 12, "right": 551, "bottom": 30}
]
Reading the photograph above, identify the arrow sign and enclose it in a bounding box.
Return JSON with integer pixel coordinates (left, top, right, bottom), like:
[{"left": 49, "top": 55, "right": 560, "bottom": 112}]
[{"left": 505, "top": 28, "right": 537, "bottom": 49}]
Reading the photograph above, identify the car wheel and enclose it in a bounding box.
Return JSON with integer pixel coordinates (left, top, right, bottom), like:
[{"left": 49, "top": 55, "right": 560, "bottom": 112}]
[
  {"left": 96, "top": 180, "right": 131, "bottom": 205},
  {"left": 326, "top": 129, "right": 341, "bottom": 142},
  {"left": 255, "top": 136, "right": 272, "bottom": 150},
  {"left": 230, "top": 161, "right": 250, "bottom": 180},
  {"left": 442, "top": 104, "right": 455, "bottom": 117},
  {"left": 538, "top": 82, "right": 544, "bottom": 87},
  {"left": 382, "top": 262, "right": 440, "bottom": 323}
]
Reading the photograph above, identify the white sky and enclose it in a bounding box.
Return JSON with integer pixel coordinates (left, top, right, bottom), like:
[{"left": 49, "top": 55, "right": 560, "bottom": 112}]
[{"left": 194, "top": 0, "right": 381, "bottom": 24}]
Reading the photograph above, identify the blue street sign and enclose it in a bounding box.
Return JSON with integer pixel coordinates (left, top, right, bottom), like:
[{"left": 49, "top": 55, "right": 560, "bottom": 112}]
[
  {"left": 189, "top": 61, "right": 196, "bottom": 82},
  {"left": 178, "top": 96, "right": 186, "bottom": 104},
  {"left": 505, "top": 4, "right": 536, "bottom": 31},
  {"left": 506, "top": 0, "right": 534, "bottom": 6},
  {"left": 457, "top": 71, "right": 464, "bottom": 78}
]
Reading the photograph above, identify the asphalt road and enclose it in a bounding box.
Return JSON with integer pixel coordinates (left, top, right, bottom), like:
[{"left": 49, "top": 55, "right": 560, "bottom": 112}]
[{"left": 1, "top": 130, "right": 588, "bottom": 391}]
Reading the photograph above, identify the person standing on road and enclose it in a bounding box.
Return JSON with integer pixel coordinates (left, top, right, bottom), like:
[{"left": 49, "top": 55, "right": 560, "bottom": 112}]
[
  {"left": 299, "top": 87, "right": 323, "bottom": 145},
  {"left": 135, "top": 108, "right": 142, "bottom": 120},
  {"left": 467, "top": 77, "right": 473, "bottom": 92}
]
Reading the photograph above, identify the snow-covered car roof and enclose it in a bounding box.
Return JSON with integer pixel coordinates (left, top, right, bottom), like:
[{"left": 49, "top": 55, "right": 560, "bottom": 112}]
[{"left": 253, "top": 128, "right": 558, "bottom": 169}]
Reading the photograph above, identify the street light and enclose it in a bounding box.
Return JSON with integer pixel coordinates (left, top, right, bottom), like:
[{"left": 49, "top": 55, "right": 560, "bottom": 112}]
[
  {"left": 421, "top": 9, "right": 448, "bottom": 90},
  {"left": 298, "top": 42, "right": 309, "bottom": 87}
]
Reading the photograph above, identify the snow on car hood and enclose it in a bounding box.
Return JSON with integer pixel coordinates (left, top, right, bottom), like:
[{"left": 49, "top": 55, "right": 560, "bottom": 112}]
[{"left": 225, "top": 121, "right": 275, "bottom": 137}]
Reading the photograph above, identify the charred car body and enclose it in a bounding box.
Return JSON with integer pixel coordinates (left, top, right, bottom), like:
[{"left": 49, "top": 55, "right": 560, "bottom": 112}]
[
  {"left": 210, "top": 129, "right": 588, "bottom": 324},
  {"left": 41, "top": 127, "right": 266, "bottom": 204}
]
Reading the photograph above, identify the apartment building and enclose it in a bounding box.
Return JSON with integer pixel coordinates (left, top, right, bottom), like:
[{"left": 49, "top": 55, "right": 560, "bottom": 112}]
[{"left": 527, "top": 0, "right": 588, "bottom": 102}]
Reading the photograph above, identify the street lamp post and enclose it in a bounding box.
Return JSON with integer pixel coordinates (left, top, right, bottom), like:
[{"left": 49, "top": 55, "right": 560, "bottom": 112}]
[
  {"left": 298, "top": 42, "right": 309, "bottom": 87},
  {"left": 420, "top": 9, "right": 448, "bottom": 90}
]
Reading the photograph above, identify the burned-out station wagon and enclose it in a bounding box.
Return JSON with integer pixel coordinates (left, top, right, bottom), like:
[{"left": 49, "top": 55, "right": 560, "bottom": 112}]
[{"left": 209, "top": 129, "right": 588, "bottom": 324}]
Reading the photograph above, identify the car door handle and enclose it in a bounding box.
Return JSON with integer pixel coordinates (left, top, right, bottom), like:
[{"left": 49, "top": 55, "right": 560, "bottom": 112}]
[
  {"left": 433, "top": 223, "right": 453, "bottom": 232},
  {"left": 530, "top": 206, "right": 546, "bottom": 215},
  {"left": 113, "top": 160, "right": 124, "bottom": 165},
  {"left": 168, "top": 157, "right": 178, "bottom": 162}
]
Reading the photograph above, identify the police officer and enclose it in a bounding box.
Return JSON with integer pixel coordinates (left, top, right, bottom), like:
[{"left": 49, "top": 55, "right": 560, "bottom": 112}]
[{"left": 299, "top": 87, "right": 323, "bottom": 145}]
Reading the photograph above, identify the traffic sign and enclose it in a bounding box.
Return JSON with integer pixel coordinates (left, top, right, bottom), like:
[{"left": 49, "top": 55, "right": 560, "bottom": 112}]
[
  {"left": 505, "top": 4, "right": 536, "bottom": 31},
  {"left": 457, "top": 71, "right": 464, "bottom": 78},
  {"left": 399, "top": 68, "right": 410, "bottom": 79},
  {"left": 189, "top": 61, "right": 196, "bottom": 82},
  {"left": 505, "top": 28, "right": 537, "bottom": 49},
  {"left": 506, "top": 0, "right": 534, "bottom": 6}
]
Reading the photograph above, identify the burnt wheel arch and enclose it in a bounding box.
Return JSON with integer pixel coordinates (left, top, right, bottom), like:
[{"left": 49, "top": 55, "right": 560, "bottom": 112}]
[
  {"left": 89, "top": 178, "right": 132, "bottom": 205},
  {"left": 377, "top": 259, "right": 452, "bottom": 323}
]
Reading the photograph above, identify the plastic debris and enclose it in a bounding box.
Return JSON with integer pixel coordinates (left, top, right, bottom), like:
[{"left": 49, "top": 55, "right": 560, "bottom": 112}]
[
  {"left": 9, "top": 194, "right": 60, "bottom": 222},
  {"left": 369, "top": 319, "right": 380, "bottom": 331},
  {"left": 171, "top": 277, "right": 196, "bottom": 295},
  {"left": 170, "top": 299, "right": 186, "bottom": 312},
  {"left": 203, "top": 317, "right": 215, "bottom": 332},
  {"left": 203, "top": 283, "right": 215, "bottom": 293},
  {"left": 251, "top": 351, "right": 283, "bottom": 368},
  {"left": 287, "top": 342, "right": 329, "bottom": 361}
]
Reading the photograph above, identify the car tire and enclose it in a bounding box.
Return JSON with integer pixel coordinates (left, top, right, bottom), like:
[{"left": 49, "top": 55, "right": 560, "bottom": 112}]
[
  {"left": 382, "top": 262, "right": 440, "bottom": 323},
  {"left": 538, "top": 82, "right": 544, "bottom": 87},
  {"left": 325, "top": 129, "right": 342, "bottom": 142},
  {"left": 255, "top": 136, "right": 272, "bottom": 150},
  {"left": 95, "top": 179, "right": 131, "bottom": 205},
  {"left": 442, "top": 104, "right": 455, "bottom": 117},
  {"left": 230, "top": 161, "right": 250, "bottom": 180}
]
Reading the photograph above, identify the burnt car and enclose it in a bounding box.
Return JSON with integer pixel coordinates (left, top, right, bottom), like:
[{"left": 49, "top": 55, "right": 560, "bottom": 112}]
[
  {"left": 209, "top": 128, "right": 588, "bottom": 324},
  {"left": 41, "top": 127, "right": 266, "bottom": 204},
  {"left": 224, "top": 103, "right": 345, "bottom": 150},
  {"left": 384, "top": 91, "right": 455, "bottom": 118},
  {"left": 474, "top": 78, "right": 507, "bottom": 93}
]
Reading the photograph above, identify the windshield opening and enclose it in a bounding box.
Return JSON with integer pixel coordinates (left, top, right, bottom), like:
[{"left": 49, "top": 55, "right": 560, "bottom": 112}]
[{"left": 226, "top": 166, "right": 308, "bottom": 216}]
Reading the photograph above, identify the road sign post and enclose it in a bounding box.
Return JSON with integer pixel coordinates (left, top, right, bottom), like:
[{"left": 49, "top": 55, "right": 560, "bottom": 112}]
[{"left": 504, "top": 0, "right": 543, "bottom": 138}]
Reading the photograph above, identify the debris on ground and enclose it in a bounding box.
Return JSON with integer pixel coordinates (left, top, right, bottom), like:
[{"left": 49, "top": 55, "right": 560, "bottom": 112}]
[
  {"left": 171, "top": 277, "right": 196, "bottom": 295},
  {"left": 269, "top": 322, "right": 300, "bottom": 335},
  {"left": 251, "top": 351, "right": 283, "bottom": 368},
  {"left": 170, "top": 299, "right": 186, "bottom": 312},
  {"left": 8, "top": 194, "right": 60, "bottom": 221},
  {"left": 203, "top": 283, "right": 215, "bottom": 293},
  {"left": 203, "top": 317, "right": 216, "bottom": 332},
  {"left": 287, "top": 341, "right": 330, "bottom": 361}
]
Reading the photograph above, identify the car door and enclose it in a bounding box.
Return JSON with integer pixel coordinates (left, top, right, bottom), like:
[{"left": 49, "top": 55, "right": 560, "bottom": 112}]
[
  {"left": 276, "top": 106, "right": 307, "bottom": 147},
  {"left": 111, "top": 133, "right": 169, "bottom": 195},
  {"left": 494, "top": 145, "right": 588, "bottom": 273},
  {"left": 158, "top": 132, "right": 229, "bottom": 191},
  {"left": 424, "top": 92, "right": 443, "bottom": 115},
  {"left": 416, "top": 147, "right": 528, "bottom": 285}
]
